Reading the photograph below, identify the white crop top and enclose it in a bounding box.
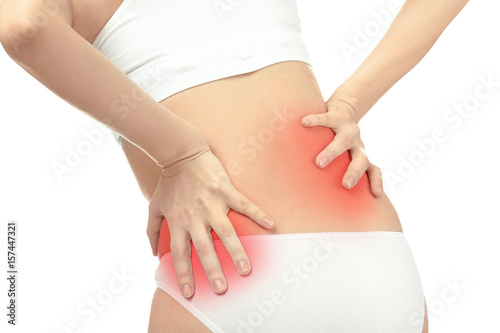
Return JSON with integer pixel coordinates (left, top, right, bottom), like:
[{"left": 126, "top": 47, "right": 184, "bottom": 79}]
[{"left": 92, "top": 0, "right": 312, "bottom": 144}]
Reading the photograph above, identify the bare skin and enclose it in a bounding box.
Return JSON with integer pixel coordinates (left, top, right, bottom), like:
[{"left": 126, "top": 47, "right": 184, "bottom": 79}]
[
  {"left": 122, "top": 63, "right": 428, "bottom": 333},
  {"left": 70, "top": 2, "right": 429, "bottom": 331},
  {"left": 1, "top": 0, "right": 472, "bottom": 331},
  {"left": 74, "top": 2, "right": 434, "bottom": 331}
]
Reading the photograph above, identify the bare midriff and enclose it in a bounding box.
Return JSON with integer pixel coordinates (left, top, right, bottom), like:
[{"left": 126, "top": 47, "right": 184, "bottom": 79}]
[{"left": 156, "top": 61, "right": 402, "bottom": 258}]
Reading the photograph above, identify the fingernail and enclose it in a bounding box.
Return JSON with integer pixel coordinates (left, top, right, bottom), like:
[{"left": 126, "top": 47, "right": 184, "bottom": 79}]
[
  {"left": 213, "top": 279, "right": 225, "bottom": 292},
  {"left": 302, "top": 118, "right": 311, "bottom": 125},
  {"left": 319, "top": 156, "right": 330, "bottom": 168},
  {"left": 378, "top": 186, "right": 383, "bottom": 196},
  {"left": 182, "top": 284, "right": 193, "bottom": 298},
  {"left": 238, "top": 260, "right": 249, "bottom": 273},
  {"left": 263, "top": 217, "right": 274, "bottom": 228},
  {"left": 346, "top": 177, "right": 354, "bottom": 189}
]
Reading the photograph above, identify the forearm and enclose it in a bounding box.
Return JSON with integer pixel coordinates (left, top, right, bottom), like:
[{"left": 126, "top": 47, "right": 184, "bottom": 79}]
[
  {"left": 0, "top": 4, "right": 208, "bottom": 168},
  {"left": 329, "top": 0, "right": 469, "bottom": 123}
]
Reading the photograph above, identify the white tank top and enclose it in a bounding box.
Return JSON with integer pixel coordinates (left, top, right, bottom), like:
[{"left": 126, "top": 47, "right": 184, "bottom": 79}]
[{"left": 92, "top": 0, "right": 312, "bottom": 143}]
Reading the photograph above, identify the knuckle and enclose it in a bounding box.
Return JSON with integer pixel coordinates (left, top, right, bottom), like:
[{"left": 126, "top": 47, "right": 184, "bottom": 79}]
[
  {"left": 166, "top": 209, "right": 181, "bottom": 222},
  {"left": 370, "top": 163, "right": 381, "bottom": 173},
  {"left": 146, "top": 224, "right": 158, "bottom": 237},
  {"left": 193, "top": 194, "right": 209, "bottom": 209},
  {"left": 176, "top": 271, "right": 191, "bottom": 282},
  {"left": 171, "top": 247, "right": 189, "bottom": 261},
  {"left": 194, "top": 241, "right": 212, "bottom": 257},
  {"left": 237, "top": 199, "right": 250, "bottom": 212},
  {"left": 318, "top": 113, "right": 331, "bottom": 124},
  {"left": 231, "top": 249, "right": 246, "bottom": 260},
  {"left": 180, "top": 208, "right": 196, "bottom": 222},
  {"left": 215, "top": 223, "right": 233, "bottom": 239},
  {"left": 357, "top": 151, "right": 369, "bottom": 163},
  {"left": 205, "top": 266, "right": 220, "bottom": 279},
  {"left": 205, "top": 181, "right": 221, "bottom": 195},
  {"left": 253, "top": 208, "right": 265, "bottom": 221},
  {"left": 349, "top": 166, "right": 362, "bottom": 178},
  {"left": 368, "top": 164, "right": 383, "bottom": 178},
  {"left": 351, "top": 124, "right": 361, "bottom": 136},
  {"left": 363, "top": 157, "right": 371, "bottom": 169}
]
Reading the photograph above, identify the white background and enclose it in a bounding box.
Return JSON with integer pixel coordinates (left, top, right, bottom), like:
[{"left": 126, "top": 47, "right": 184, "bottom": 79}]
[{"left": 1, "top": 0, "right": 498, "bottom": 332}]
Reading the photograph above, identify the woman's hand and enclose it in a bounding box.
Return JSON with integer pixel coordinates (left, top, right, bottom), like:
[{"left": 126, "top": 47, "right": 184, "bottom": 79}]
[
  {"left": 147, "top": 149, "right": 274, "bottom": 298},
  {"left": 301, "top": 99, "right": 383, "bottom": 198}
]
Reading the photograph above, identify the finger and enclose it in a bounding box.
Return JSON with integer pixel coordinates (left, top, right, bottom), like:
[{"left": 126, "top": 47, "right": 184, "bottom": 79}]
[
  {"left": 366, "top": 163, "right": 384, "bottom": 198},
  {"left": 191, "top": 229, "right": 227, "bottom": 294},
  {"left": 315, "top": 132, "right": 355, "bottom": 168},
  {"left": 225, "top": 189, "right": 274, "bottom": 229},
  {"left": 147, "top": 204, "right": 164, "bottom": 256},
  {"left": 302, "top": 107, "right": 353, "bottom": 129},
  {"left": 211, "top": 218, "right": 251, "bottom": 276},
  {"left": 301, "top": 112, "right": 332, "bottom": 128},
  {"left": 169, "top": 229, "right": 195, "bottom": 298},
  {"left": 343, "top": 146, "right": 370, "bottom": 190}
]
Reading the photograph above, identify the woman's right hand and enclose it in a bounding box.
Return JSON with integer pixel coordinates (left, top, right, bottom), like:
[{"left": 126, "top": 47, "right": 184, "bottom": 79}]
[{"left": 147, "top": 149, "right": 274, "bottom": 298}]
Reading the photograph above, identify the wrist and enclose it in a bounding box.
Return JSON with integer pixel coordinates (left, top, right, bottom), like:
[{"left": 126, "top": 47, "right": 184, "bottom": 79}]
[
  {"left": 159, "top": 147, "right": 211, "bottom": 177},
  {"left": 154, "top": 126, "right": 211, "bottom": 170},
  {"left": 327, "top": 92, "right": 365, "bottom": 124}
]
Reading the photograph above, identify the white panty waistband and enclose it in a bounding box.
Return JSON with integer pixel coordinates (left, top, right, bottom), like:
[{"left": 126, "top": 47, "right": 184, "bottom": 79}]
[{"left": 155, "top": 231, "right": 425, "bottom": 333}]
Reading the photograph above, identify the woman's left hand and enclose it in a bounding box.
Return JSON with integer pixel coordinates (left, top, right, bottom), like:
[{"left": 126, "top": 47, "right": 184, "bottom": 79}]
[{"left": 301, "top": 99, "right": 383, "bottom": 198}]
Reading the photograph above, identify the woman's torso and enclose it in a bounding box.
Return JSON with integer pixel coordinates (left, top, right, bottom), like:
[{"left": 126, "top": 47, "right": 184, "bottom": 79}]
[{"left": 73, "top": 0, "right": 402, "bottom": 255}]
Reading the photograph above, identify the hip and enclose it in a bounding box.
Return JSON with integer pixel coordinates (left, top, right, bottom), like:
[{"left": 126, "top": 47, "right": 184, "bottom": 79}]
[{"left": 155, "top": 231, "right": 425, "bottom": 332}]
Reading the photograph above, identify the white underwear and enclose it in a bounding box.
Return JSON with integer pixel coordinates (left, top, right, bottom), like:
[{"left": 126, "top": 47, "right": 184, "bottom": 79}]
[{"left": 155, "top": 231, "right": 426, "bottom": 332}]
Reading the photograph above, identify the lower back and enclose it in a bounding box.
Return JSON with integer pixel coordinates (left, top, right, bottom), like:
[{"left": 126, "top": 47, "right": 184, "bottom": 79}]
[{"left": 157, "top": 61, "right": 402, "bottom": 256}]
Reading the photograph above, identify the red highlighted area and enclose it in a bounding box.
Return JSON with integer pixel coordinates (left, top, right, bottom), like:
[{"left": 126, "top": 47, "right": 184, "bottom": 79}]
[
  {"left": 157, "top": 113, "right": 379, "bottom": 259},
  {"left": 157, "top": 237, "right": 272, "bottom": 300}
]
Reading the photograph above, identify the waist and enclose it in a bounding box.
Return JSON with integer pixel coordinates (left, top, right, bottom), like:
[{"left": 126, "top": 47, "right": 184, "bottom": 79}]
[{"left": 157, "top": 62, "right": 402, "bottom": 258}]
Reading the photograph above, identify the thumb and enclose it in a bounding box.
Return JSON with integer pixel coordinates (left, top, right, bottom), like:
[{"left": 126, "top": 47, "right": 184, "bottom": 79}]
[{"left": 301, "top": 113, "right": 330, "bottom": 127}]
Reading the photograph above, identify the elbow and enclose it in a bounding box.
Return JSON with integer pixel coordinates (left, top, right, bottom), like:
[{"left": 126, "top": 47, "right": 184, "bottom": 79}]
[
  {"left": 0, "top": 0, "right": 73, "bottom": 58},
  {"left": 0, "top": 17, "right": 41, "bottom": 58}
]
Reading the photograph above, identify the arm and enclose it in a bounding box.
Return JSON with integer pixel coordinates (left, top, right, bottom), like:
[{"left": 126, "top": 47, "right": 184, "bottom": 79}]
[
  {"left": 302, "top": 0, "right": 469, "bottom": 194},
  {"left": 329, "top": 0, "right": 470, "bottom": 122},
  {"left": 0, "top": 0, "right": 206, "bottom": 167},
  {"left": 0, "top": 0, "right": 274, "bottom": 298}
]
